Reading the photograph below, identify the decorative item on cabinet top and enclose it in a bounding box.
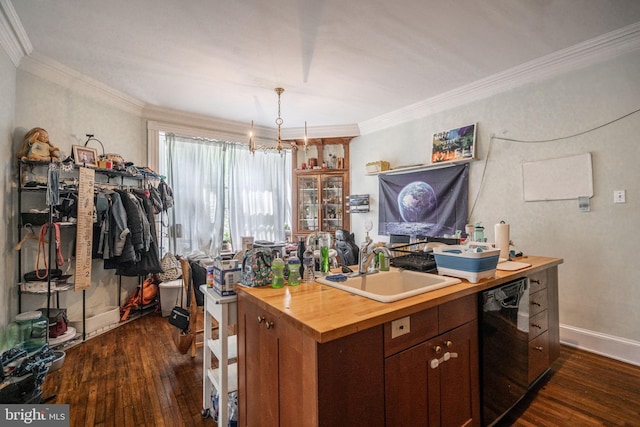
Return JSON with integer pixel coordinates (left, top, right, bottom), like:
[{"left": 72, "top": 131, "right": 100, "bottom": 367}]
[{"left": 346, "top": 194, "right": 369, "bottom": 213}]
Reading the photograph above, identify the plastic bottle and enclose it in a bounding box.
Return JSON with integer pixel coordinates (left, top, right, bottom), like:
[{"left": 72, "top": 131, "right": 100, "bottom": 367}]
[
  {"left": 302, "top": 246, "right": 315, "bottom": 283},
  {"left": 271, "top": 254, "right": 285, "bottom": 288},
  {"left": 320, "top": 238, "right": 330, "bottom": 274},
  {"left": 296, "top": 237, "right": 306, "bottom": 278},
  {"left": 287, "top": 254, "right": 301, "bottom": 286},
  {"left": 379, "top": 250, "right": 389, "bottom": 271},
  {"left": 474, "top": 222, "right": 485, "bottom": 242}
]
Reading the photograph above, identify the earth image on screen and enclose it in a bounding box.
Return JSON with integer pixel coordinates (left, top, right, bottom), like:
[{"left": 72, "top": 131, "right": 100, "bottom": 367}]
[{"left": 397, "top": 181, "right": 437, "bottom": 222}]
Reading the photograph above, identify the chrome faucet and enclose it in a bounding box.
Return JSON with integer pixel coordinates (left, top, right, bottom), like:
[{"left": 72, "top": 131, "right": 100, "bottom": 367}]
[{"left": 359, "top": 245, "right": 391, "bottom": 275}]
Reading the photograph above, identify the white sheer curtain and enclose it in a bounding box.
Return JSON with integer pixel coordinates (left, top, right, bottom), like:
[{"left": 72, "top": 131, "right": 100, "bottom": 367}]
[
  {"left": 227, "top": 145, "right": 291, "bottom": 247},
  {"left": 161, "top": 132, "right": 292, "bottom": 257},
  {"left": 164, "top": 133, "right": 226, "bottom": 257}
]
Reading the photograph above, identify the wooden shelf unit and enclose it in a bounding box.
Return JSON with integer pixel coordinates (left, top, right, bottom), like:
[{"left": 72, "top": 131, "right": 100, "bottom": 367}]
[{"left": 288, "top": 137, "right": 354, "bottom": 239}]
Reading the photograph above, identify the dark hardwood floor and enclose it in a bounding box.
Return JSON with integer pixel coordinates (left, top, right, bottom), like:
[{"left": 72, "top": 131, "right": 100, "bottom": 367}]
[
  {"left": 42, "top": 313, "right": 640, "bottom": 427},
  {"left": 496, "top": 345, "right": 640, "bottom": 427}
]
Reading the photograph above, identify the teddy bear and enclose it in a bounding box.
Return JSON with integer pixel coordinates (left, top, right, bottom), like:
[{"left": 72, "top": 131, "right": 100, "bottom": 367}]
[{"left": 16, "top": 127, "right": 62, "bottom": 162}]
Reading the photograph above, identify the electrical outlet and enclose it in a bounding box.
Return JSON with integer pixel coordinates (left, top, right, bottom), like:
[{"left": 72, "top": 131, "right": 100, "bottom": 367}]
[
  {"left": 614, "top": 190, "right": 626, "bottom": 204},
  {"left": 391, "top": 316, "right": 410, "bottom": 339}
]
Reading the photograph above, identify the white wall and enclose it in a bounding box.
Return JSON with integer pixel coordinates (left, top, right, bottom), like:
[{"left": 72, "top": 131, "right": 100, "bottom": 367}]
[
  {"left": 350, "top": 50, "right": 640, "bottom": 361},
  {"left": 1, "top": 49, "right": 17, "bottom": 330},
  {"left": 13, "top": 70, "right": 146, "bottom": 322}
]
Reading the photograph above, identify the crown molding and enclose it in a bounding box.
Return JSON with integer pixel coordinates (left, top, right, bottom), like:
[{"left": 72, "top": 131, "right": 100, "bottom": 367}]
[
  {"left": 359, "top": 22, "right": 640, "bottom": 135},
  {"left": 19, "top": 52, "right": 145, "bottom": 115},
  {"left": 280, "top": 124, "right": 360, "bottom": 140},
  {"left": 0, "top": 0, "right": 32, "bottom": 66},
  {"left": 144, "top": 104, "right": 360, "bottom": 142},
  {"left": 145, "top": 106, "right": 265, "bottom": 143}
]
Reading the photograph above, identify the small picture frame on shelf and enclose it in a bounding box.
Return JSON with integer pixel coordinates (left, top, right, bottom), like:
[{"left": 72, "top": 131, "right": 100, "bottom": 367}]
[
  {"left": 72, "top": 145, "right": 99, "bottom": 167},
  {"left": 431, "top": 123, "right": 476, "bottom": 164}
]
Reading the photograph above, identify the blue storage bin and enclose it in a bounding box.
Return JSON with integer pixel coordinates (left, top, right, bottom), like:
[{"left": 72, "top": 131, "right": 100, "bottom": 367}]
[{"left": 433, "top": 245, "right": 500, "bottom": 283}]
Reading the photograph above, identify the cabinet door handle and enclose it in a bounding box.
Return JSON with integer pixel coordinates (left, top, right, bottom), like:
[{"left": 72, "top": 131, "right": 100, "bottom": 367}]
[
  {"left": 531, "top": 301, "right": 541, "bottom": 307},
  {"left": 257, "top": 316, "right": 265, "bottom": 324},
  {"left": 535, "top": 346, "right": 544, "bottom": 352},
  {"left": 432, "top": 345, "right": 442, "bottom": 354},
  {"left": 531, "top": 323, "right": 542, "bottom": 329},
  {"left": 265, "top": 321, "right": 274, "bottom": 329},
  {"left": 444, "top": 340, "right": 453, "bottom": 349},
  {"left": 531, "top": 279, "right": 541, "bottom": 284}
]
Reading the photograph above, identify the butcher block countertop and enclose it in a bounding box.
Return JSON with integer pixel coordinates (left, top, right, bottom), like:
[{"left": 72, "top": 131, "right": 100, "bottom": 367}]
[{"left": 234, "top": 255, "right": 563, "bottom": 344}]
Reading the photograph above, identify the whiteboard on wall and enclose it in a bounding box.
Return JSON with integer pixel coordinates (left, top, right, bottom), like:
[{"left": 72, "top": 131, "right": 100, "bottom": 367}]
[{"left": 522, "top": 152, "right": 593, "bottom": 201}]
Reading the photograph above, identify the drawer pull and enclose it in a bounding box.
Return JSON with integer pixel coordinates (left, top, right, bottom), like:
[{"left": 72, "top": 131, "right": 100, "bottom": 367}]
[
  {"left": 535, "top": 346, "right": 544, "bottom": 352},
  {"left": 531, "top": 301, "right": 541, "bottom": 307},
  {"left": 531, "top": 323, "right": 542, "bottom": 329},
  {"left": 265, "top": 321, "right": 274, "bottom": 329},
  {"left": 531, "top": 279, "right": 541, "bottom": 284}
]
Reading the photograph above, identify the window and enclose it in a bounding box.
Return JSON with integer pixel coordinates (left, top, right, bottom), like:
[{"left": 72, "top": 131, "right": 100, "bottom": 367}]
[{"left": 158, "top": 132, "right": 291, "bottom": 257}]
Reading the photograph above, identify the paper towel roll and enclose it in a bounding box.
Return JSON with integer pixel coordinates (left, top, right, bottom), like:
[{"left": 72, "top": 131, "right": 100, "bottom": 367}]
[{"left": 495, "top": 222, "right": 510, "bottom": 260}]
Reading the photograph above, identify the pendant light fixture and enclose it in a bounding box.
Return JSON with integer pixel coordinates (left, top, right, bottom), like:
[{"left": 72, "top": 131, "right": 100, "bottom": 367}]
[{"left": 249, "top": 87, "right": 308, "bottom": 154}]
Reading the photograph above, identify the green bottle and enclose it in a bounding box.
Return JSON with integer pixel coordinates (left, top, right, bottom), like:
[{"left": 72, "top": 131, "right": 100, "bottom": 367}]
[
  {"left": 287, "top": 254, "right": 301, "bottom": 286},
  {"left": 272, "top": 255, "right": 285, "bottom": 288},
  {"left": 379, "top": 251, "right": 389, "bottom": 271},
  {"left": 320, "top": 235, "right": 330, "bottom": 273}
]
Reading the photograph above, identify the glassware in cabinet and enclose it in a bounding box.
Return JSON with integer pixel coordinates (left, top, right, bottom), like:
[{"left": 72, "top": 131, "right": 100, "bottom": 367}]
[
  {"left": 321, "top": 175, "right": 344, "bottom": 232},
  {"left": 298, "top": 176, "right": 319, "bottom": 232}
]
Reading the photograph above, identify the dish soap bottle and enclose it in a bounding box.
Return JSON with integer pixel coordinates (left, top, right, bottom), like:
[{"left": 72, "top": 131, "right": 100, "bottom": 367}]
[
  {"left": 379, "top": 248, "right": 389, "bottom": 271},
  {"left": 287, "top": 253, "right": 301, "bottom": 286},
  {"left": 320, "top": 235, "right": 330, "bottom": 273},
  {"left": 271, "top": 254, "right": 285, "bottom": 288}
]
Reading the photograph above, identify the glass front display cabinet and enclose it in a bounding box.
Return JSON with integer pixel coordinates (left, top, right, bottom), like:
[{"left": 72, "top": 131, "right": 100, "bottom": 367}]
[
  {"left": 290, "top": 137, "right": 352, "bottom": 239},
  {"left": 295, "top": 172, "right": 347, "bottom": 235}
]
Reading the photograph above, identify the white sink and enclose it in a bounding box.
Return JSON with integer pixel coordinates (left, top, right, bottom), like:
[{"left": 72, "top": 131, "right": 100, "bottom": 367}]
[{"left": 316, "top": 268, "right": 461, "bottom": 303}]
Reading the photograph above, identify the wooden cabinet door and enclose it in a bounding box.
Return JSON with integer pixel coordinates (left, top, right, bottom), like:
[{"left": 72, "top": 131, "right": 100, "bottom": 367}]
[
  {"left": 293, "top": 170, "right": 350, "bottom": 238},
  {"left": 295, "top": 175, "right": 320, "bottom": 234},
  {"left": 320, "top": 174, "right": 346, "bottom": 232},
  {"left": 437, "top": 320, "right": 480, "bottom": 427},
  {"left": 239, "top": 298, "right": 280, "bottom": 425},
  {"left": 238, "top": 296, "right": 305, "bottom": 427},
  {"left": 385, "top": 320, "right": 480, "bottom": 427},
  {"left": 385, "top": 340, "right": 434, "bottom": 426}
]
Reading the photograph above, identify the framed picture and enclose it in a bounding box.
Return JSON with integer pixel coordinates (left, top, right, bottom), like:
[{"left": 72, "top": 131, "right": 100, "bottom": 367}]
[
  {"left": 431, "top": 123, "right": 476, "bottom": 164},
  {"left": 72, "top": 145, "right": 99, "bottom": 167}
]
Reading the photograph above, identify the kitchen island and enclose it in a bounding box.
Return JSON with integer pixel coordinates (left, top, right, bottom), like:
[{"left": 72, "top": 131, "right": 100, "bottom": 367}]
[{"left": 236, "top": 255, "right": 562, "bottom": 426}]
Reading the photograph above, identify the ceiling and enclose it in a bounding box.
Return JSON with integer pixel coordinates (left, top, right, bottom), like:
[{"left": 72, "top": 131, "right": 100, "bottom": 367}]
[{"left": 8, "top": 1, "right": 640, "bottom": 135}]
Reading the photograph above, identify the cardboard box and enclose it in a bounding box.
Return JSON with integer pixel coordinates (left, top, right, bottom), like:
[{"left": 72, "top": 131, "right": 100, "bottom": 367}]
[
  {"left": 365, "top": 160, "right": 390, "bottom": 173},
  {"left": 213, "top": 265, "right": 241, "bottom": 296}
]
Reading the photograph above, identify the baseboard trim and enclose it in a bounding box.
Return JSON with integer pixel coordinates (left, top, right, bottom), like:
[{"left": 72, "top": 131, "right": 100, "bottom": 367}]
[{"left": 560, "top": 324, "right": 640, "bottom": 367}]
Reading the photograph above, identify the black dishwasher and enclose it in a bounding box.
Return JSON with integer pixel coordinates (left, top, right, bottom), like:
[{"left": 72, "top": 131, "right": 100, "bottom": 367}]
[{"left": 479, "top": 278, "right": 529, "bottom": 426}]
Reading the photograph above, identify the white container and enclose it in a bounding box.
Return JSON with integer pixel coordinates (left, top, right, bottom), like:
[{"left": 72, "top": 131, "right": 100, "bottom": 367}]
[
  {"left": 69, "top": 306, "right": 120, "bottom": 337},
  {"left": 158, "top": 279, "right": 184, "bottom": 317},
  {"left": 433, "top": 244, "right": 501, "bottom": 283}
]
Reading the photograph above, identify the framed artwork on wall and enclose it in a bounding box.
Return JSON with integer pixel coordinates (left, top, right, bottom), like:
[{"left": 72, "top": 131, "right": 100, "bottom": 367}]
[
  {"left": 72, "top": 145, "right": 99, "bottom": 167},
  {"left": 431, "top": 123, "right": 477, "bottom": 164}
]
